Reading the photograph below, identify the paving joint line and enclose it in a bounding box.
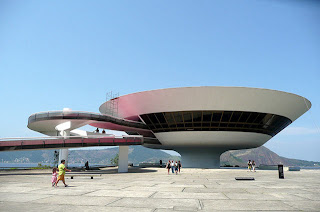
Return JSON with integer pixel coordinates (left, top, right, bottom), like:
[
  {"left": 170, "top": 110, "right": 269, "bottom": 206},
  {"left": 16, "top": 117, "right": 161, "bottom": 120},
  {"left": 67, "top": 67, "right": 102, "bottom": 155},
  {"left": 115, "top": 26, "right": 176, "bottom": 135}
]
[
  {"left": 81, "top": 190, "right": 99, "bottom": 195},
  {"left": 221, "top": 192, "right": 230, "bottom": 199},
  {"left": 148, "top": 191, "right": 158, "bottom": 198},
  {"left": 105, "top": 197, "right": 123, "bottom": 206},
  {"left": 198, "top": 199, "right": 204, "bottom": 210},
  {"left": 120, "top": 185, "right": 131, "bottom": 190}
]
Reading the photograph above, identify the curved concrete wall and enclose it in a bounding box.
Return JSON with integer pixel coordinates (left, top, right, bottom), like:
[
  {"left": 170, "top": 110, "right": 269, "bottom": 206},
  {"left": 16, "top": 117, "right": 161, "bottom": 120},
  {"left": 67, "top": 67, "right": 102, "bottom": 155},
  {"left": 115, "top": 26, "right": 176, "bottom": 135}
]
[
  {"left": 100, "top": 87, "right": 311, "bottom": 122},
  {"left": 154, "top": 131, "right": 272, "bottom": 149}
]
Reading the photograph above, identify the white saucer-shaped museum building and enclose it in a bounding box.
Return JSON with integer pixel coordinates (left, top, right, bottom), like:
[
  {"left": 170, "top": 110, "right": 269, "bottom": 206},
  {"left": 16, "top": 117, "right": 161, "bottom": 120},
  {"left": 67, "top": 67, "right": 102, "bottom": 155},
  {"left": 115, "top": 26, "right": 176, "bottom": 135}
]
[
  {"left": 97, "top": 87, "right": 311, "bottom": 168},
  {"left": 27, "top": 86, "right": 311, "bottom": 169}
]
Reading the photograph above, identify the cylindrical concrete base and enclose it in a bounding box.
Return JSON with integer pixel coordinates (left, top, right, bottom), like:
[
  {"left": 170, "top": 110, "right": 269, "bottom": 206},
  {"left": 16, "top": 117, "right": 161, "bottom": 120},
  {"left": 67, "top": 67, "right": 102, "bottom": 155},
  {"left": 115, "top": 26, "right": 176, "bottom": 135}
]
[
  {"left": 59, "top": 149, "right": 69, "bottom": 167},
  {"left": 118, "top": 146, "right": 129, "bottom": 173},
  {"left": 175, "top": 147, "right": 225, "bottom": 169}
]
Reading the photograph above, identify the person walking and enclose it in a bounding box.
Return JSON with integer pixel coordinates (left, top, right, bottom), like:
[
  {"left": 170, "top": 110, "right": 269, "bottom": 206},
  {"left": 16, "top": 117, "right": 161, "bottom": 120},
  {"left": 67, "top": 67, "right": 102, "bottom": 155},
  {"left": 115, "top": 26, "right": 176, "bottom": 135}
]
[
  {"left": 171, "top": 160, "right": 175, "bottom": 174},
  {"left": 178, "top": 161, "right": 182, "bottom": 173},
  {"left": 56, "top": 159, "right": 71, "bottom": 187},
  {"left": 175, "top": 161, "right": 178, "bottom": 174},
  {"left": 51, "top": 167, "right": 58, "bottom": 187},
  {"left": 166, "top": 160, "right": 171, "bottom": 174},
  {"left": 252, "top": 160, "right": 256, "bottom": 172},
  {"left": 247, "top": 160, "right": 252, "bottom": 172}
]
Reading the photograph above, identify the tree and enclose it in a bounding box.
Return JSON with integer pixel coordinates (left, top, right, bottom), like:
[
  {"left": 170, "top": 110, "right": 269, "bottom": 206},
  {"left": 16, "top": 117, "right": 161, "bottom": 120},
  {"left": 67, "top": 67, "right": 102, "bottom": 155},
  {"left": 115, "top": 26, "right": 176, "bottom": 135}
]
[{"left": 110, "top": 154, "right": 119, "bottom": 166}]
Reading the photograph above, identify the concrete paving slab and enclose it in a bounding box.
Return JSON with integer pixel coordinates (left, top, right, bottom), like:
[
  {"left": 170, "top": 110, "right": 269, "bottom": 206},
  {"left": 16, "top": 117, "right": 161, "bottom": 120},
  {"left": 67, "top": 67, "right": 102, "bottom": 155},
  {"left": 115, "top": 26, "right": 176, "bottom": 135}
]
[
  {"left": 123, "top": 186, "right": 184, "bottom": 192},
  {"left": 27, "top": 187, "right": 97, "bottom": 195},
  {"left": 32, "top": 195, "right": 120, "bottom": 206},
  {"left": 0, "top": 186, "right": 41, "bottom": 193},
  {"left": 0, "top": 193, "right": 52, "bottom": 202},
  {"left": 85, "top": 189, "right": 155, "bottom": 197},
  {"left": 224, "top": 193, "right": 280, "bottom": 200},
  {"left": 153, "top": 191, "right": 228, "bottom": 200},
  {"left": 292, "top": 193, "right": 320, "bottom": 201},
  {"left": 183, "top": 187, "right": 248, "bottom": 193},
  {"left": 108, "top": 197, "right": 200, "bottom": 209},
  {"left": 1, "top": 168, "right": 319, "bottom": 211},
  {"left": 268, "top": 192, "right": 312, "bottom": 201},
  {"left": 155, "top": 184, "right": 205, "bottom": 188},
  {"left": 201, "top": 200, "right": 297, "bottom": 211},
  {"left": 0, "top": 202, "right": 153, "bottom": 212},
  {"left": 284, "top": 200, "right": 320, "bottom": 211}
]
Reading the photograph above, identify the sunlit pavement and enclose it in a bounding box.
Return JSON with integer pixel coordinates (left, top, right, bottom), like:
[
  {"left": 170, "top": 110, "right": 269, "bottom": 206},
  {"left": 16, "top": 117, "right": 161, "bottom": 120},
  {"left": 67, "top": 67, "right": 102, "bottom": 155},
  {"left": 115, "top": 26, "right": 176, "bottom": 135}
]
[{"left": 0, "top": 167, "right": 319, "bottom": 211}]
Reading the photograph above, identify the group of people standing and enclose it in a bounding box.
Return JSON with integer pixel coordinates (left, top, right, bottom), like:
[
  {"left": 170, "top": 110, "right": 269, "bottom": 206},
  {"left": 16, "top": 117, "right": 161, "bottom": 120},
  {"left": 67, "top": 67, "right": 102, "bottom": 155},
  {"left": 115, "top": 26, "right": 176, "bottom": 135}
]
[
  {"left": 166, "top": 160, "right": 182, "bottom": 174},
  {"left": 247, "top": 160, "right": 256, "bottom": 172}
]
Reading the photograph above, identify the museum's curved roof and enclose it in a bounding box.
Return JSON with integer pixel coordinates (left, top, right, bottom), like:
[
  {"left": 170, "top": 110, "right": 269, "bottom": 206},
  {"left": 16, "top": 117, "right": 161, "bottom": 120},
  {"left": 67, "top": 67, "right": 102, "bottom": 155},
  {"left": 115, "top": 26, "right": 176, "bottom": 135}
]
[{"left": 99, "top": 86, "right": 311, "bottom": 122}]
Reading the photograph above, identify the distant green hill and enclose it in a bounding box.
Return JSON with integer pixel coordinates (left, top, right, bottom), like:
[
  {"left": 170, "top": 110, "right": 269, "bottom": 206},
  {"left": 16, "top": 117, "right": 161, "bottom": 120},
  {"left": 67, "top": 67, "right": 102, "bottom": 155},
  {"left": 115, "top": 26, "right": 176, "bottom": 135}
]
[
  {"left": 220, "top": 146, "right": 320, "bottom": 167},
  {"left": 0, "top": 146, "right": 179, "bottom": 166},
  {"left": 0, "top": 145, "right": 319, "bottom": 167}
]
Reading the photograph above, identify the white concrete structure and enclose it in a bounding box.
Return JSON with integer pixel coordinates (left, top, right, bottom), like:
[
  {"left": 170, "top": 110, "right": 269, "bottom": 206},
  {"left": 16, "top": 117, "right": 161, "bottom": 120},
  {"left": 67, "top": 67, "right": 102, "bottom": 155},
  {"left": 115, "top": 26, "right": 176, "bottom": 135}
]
[
  {"left": 118, "top": 146, "right": 129, "bottom": 173},
  {"left": 27, "top": 87, "right": 311, "bottom": 169}
]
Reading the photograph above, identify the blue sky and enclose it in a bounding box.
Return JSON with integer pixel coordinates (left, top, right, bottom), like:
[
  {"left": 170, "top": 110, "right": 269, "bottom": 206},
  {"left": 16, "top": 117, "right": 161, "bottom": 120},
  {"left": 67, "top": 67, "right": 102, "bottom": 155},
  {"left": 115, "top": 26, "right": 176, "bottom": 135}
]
[{"left": 1, "top": 1, "right": 319, "bottom": 161}]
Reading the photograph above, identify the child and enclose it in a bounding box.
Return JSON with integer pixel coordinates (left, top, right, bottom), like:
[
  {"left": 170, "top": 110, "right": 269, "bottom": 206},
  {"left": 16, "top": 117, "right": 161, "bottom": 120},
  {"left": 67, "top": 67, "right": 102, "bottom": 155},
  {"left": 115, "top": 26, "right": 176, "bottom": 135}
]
[{"left": 51, "top": 167, "right": 58, "bottom": 187}]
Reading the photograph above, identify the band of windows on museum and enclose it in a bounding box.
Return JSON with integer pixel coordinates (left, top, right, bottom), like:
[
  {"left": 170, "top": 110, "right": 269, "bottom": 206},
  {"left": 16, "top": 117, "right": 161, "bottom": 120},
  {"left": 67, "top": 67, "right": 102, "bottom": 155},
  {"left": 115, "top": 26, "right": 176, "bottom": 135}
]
[{"left": 140, "top": 111, "right": 292, "bottom": 136}]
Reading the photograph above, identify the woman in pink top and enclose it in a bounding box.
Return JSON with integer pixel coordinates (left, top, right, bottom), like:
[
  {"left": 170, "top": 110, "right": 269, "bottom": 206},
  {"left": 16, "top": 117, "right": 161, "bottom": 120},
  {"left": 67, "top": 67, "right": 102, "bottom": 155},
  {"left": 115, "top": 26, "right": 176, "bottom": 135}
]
[{"left": 51, "top": 167, "right": 58, "bottom": 187}]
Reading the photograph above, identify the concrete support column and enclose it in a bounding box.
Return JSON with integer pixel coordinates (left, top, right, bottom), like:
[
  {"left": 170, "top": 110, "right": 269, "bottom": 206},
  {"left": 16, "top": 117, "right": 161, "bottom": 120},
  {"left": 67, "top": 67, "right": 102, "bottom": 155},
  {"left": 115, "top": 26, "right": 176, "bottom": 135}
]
[
  {"left": 175, "top": 147, "right": 226, "bottom": 169},
  {"left": 118, "top": 146, "right": 129, "bottom": 173},
  {"left": 59, "top": 149, "right": 69, "bottom": 167},
  {"left": 58, "top": 130, "right": 70, "bottom": 167}
]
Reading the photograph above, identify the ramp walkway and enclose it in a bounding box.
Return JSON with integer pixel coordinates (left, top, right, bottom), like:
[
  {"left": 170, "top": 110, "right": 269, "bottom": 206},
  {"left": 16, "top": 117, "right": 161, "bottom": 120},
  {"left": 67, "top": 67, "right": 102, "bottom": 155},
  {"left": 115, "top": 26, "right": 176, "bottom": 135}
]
[{"left": 0, "top": 135, "right": 143, "bottom": 151}]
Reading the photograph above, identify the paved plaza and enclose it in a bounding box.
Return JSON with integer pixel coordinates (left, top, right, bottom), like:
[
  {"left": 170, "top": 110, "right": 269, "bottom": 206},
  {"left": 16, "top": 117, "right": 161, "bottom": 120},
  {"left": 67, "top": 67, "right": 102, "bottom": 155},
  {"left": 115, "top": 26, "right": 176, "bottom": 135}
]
[{"left": 0, "top": 167, "right": 319, "bottom": 211}]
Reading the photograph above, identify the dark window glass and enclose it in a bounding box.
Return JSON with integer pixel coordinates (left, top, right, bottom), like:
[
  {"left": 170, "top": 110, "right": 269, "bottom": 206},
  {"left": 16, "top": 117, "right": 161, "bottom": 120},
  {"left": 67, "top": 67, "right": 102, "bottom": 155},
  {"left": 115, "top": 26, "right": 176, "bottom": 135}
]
[
  {"left": 253, "top": 113, "right": 265, "bottom": 123},
  {"left": 183, "top": 112, "right": 193, "bottom": 122},
  {"left": 148, "top": 114, "right": 159, "bottom": 124},
  {"left": 202, "top": 123, "right": 210, "bottom": 127},
  {"left": 239, "top": 112, "right": 250, "bottom": 122},
  {"left": 193, "top": 123, "right": 201, "bottom": 127},
  {"left": 203, "top": 111, "right": 212, "bottom": 122},
  {"left": 185, "top": 123, "right": 192, "bottom": 127},
  {"left": 193, "top": 111, "right": 202, "bottom": 122},
  {"left": 141, "top": 115, "right": 152, "bottom": 125},
  {"left": 262, "top": 114, "right": 274, "bottom": 128},
  {"left": 230, "top": 111, "right": 241, "bottom": 122},
  {"left": 161, "top": 123, "right": 169, "bottom": 128},
  {"left": 221, "top": 111, "right": 232, "bottom": 122},
  {"left": 228, "top": 123, "right": 236, "bottom": 128},
  {"left": 173, "top": 112, "right": 183, "bottom": 123},
  {"left": 140, "top": 111, "right": 291, "bottom": 136},
  {"left": 247, "top": 113, "right": 258, "bottom": 123},
  {"left": 220, "top": 123, "right": 227, "bottom": 127},
  {"left": 154, "top": 123, "right": 162, "bottom": 128},
  {"left": 177, "top": 123, "right": 184, "bottom": 128},
  {"left": 164, "top": 113, "right": 176, "bottom": 128},
  {"left": 211, "top": 123, "right": 219, "bottom": 127},
  {"left": 212, "top": 112, "right": 222, "bottom": 122},
  {"left": 164, "top": 113, "right": 174, "bottom": 123},
  {"left": 155, "top": 113, "right": 166, "bottom": 124}
]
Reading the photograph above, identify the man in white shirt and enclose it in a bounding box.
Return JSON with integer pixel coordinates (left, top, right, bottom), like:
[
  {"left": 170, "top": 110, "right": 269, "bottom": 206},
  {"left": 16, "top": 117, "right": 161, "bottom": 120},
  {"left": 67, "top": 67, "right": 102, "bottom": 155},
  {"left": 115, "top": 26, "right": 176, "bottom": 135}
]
[{"left": 171, "top": 161, "right": 175, "bottom": 174}]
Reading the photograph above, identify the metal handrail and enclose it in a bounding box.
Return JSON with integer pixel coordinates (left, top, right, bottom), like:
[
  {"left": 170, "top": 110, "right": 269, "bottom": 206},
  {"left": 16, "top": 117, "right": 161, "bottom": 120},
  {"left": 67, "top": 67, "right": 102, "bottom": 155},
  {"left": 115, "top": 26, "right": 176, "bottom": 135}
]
[
  {"left": 28, "top": 110, "right": 149, "bottom": 130},
  {"left": 0, "top": 135, "right": 143, "bottom": 141},
  {"left": 28, "top": 110, "right": 142, "bottom": 124}
]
